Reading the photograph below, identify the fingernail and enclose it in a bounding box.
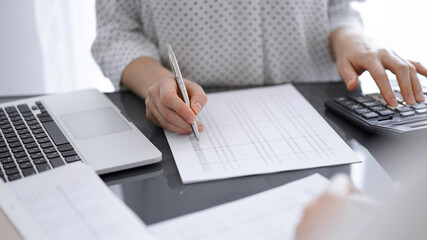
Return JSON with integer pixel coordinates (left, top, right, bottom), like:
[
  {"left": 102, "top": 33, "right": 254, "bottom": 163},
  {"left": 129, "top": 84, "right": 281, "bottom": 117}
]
[
  {"left": 347, "top": 80, "right": 357, "bottom": 90},
  {"left": 184, "top": 113, "right": 195, "bottom": 123},
  {"left": 418, "top": 92, "right": 425, "bottom": 102},
  {"left": 390, "top": 97, "right": 398, "bottom": 107},
  {"left": 194, "top": 103, "right": 202, "bottom": 114},
  {"left": 197, "top": 122, "right": 204, "bottom": 132}
]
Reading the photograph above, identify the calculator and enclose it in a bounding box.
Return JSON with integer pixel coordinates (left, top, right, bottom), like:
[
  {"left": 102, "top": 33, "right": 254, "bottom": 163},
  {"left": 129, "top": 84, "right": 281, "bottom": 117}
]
[{"left": 325, "top": 90, "right": 427, "bottom": 135}]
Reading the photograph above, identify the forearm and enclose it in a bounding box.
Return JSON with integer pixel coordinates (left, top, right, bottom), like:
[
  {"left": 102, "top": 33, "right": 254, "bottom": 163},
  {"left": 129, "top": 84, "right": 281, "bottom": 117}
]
[{"left": 122, "top": 57, "right": 174, "bottom": 99}]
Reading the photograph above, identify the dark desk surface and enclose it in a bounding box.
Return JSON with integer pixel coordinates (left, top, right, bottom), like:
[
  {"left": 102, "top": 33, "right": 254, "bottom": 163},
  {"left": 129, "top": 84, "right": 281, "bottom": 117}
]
[
  {"left": 0, "top": 82, "right": 404, "bottom": 225},
  {"left": 100, "top": 82, "right": 398, "bottom": 225}
]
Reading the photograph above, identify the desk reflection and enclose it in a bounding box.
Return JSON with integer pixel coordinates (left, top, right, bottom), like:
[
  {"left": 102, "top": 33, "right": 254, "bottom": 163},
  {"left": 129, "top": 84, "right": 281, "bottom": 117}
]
[{"left": 103, "top": 83, "right": 394, "bottom": 225}]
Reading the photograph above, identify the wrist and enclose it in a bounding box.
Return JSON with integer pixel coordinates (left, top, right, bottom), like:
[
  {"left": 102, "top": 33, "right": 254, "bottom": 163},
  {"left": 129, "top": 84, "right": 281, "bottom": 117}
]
[
  {"left": 122, "top": 57, "right": 174, "bottom": 98},
  {"left": 329, "top": 27, "right": 369, "bottom": 62}
]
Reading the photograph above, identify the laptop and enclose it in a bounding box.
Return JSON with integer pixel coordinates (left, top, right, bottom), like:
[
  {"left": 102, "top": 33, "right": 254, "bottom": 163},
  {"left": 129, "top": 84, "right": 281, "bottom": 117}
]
[{"left": 0, "top": 89, "right": 162, "bottom": 182}]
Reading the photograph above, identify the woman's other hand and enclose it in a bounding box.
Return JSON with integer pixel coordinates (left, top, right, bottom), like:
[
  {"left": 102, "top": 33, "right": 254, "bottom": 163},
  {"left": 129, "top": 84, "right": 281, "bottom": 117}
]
[{"left": 330, "top": 27, "right": 427, "bottom": 107}]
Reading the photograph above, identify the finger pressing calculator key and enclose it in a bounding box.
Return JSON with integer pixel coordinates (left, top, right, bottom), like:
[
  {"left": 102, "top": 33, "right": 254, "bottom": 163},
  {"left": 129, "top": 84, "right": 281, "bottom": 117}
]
[{"left": 325, "top": 91, "right": 427, "bottom": 135}]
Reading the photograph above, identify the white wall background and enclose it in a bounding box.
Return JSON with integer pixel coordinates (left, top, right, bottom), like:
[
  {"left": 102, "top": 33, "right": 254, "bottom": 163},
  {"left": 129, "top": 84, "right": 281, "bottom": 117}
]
[
  {"left": 354, "top": 0, "right": 427, "bottom": 65},
  {"left": 33, "top": 0, "right": 114, "bottom": 94},
  {"left": 0, "top": 0, "right": 46, "bottom": 96},
  {"left": 0, "top": 0, "right": 426, "bottom": 96},
  {"left": 353, "top": 0, "right": 427, "bottom": 92},
  {"left": 0, "top": 0, "right": 113, "bottom": 96}
]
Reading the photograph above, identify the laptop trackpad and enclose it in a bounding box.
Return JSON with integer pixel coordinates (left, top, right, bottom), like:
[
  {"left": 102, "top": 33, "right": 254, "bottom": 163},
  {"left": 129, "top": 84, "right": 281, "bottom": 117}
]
[{"left": 61, "top": 107, "right": 132, "bottom": 140}]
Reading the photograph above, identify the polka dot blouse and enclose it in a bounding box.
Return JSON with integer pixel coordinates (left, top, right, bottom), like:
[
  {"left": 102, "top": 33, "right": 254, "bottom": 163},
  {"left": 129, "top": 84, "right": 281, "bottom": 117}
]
[{"left": 92, "top": 0, "right": 363, "bottom": 90}]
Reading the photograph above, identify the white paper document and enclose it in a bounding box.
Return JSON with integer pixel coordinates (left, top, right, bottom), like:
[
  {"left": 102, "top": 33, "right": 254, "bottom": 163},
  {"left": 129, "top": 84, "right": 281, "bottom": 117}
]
[
  {"left": 149, "top": 174, "right": 329, "bottom": 240},
  {"left": 7, "top": 163, "right": 155, "bottom": 240},
  {"left": 165, "top": 84, "right": 360, "bottom": 183}
]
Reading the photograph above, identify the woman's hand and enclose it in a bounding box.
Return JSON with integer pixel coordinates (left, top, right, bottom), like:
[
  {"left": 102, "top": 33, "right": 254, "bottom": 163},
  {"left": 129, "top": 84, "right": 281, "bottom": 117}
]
[
  {"left": 295, "top": 174, "right": 359, "bottom": 240},
  {"left": 122, "top": 57, "right": 207, "bottom": 134},
  {"left": 145, "top": 77, "right": 207, "bottom": 133},
  {"left": 330, "top": 27, "right": 427, "bottom": 107}
]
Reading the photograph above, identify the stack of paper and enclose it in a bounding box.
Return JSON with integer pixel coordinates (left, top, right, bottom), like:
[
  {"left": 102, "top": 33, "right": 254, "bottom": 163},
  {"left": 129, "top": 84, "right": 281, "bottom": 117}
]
[
  {"left": 6, "top": 164, "right": 331, "bottom": 240},
  {"left": 8, "top": 163, "right": 154, "bottom": 240},
  {"left": 149, "top": 174, "right": 329, "bottom": 240}
]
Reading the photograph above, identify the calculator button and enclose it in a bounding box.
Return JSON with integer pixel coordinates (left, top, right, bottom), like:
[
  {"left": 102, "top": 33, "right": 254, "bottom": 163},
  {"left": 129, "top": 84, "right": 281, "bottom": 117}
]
[
  {"left": 354, "top": 108, "right": 371, "bottom": 114},
  {"left": 400, "top": 111, "right": 415, "bottom": 117},
  {"left": 378, "top": 109, "right": 395, "bottom": 116},
  {"left": 394, "top": 92, "right": 404, "bottom": 103},
  {"left": 362, "top": 112, "right": 379, "bottom": 119},
  {"left": 396, "top": 107, "right": 413, "bottom": 112},
  {"left": 346, "top": 104, "right": 363, "bottom": 110},
  {"left": 334, "top": 97, "right": 349, "bottom": 103},
  {"left": 378, "top": 115, "right": 393, "bottom": 121},
  {"left": 348, "top": 95, "right": 373, "bottom": 103},
  {"left": 370, "top": 106, "right": 386, "bottom": 112},
  {"left": 362, "top": 101, "right": 380, "bottom": 107},
  {"left": 412, "top": 103, "right": 427, "bottom": 110},
  {"left": 415, "top": 109, "right": 427, "bottom": 115},
  {"left": 339, "top": 100, "right": 356, "bottom": 107}
]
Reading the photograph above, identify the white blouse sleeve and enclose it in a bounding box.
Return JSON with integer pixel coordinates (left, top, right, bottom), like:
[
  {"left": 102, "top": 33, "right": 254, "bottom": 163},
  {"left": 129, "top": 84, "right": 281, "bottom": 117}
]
[
  {"left": 328, "top": 0, "right": 364, "bottom": 33},
  {"left": 91, "top": 0, "right": 160, "bottom": 90}
]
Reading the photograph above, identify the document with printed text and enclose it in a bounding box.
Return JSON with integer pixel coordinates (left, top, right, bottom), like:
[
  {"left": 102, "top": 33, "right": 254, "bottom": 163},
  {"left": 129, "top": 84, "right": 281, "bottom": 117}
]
[
  {"left": 165, "top": 84, "right": 360, "bottom": 183},
  {"left": 149, "top": 174, "right": 329, "bottom": 240},
  {"left": 8, "top": 163, "right": 155, "bottom": 240}
]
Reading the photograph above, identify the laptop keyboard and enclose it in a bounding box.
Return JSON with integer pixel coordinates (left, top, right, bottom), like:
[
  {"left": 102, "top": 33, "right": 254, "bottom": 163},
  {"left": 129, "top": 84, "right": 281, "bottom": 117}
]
[{"left": 0, "top": 101, "right": 81, "bottom": 182}]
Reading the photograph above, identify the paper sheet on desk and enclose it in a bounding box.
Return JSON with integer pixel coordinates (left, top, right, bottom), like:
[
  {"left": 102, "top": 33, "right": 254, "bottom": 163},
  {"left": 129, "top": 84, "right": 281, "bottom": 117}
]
[
  {"left": 8, "top": 163, "right": 155, "bottom": 240},
  {"left": 165, "top": 84, "right": 360, "bottom": 184},
  {"left": 149, "top": 174, "right": 329, "bottom": 240}
]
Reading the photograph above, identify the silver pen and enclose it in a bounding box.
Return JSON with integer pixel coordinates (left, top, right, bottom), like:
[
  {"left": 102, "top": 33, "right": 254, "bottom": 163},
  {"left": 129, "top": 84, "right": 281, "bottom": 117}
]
[{"left": 167, "top": 44, "right": 200, "bottom": 141}]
